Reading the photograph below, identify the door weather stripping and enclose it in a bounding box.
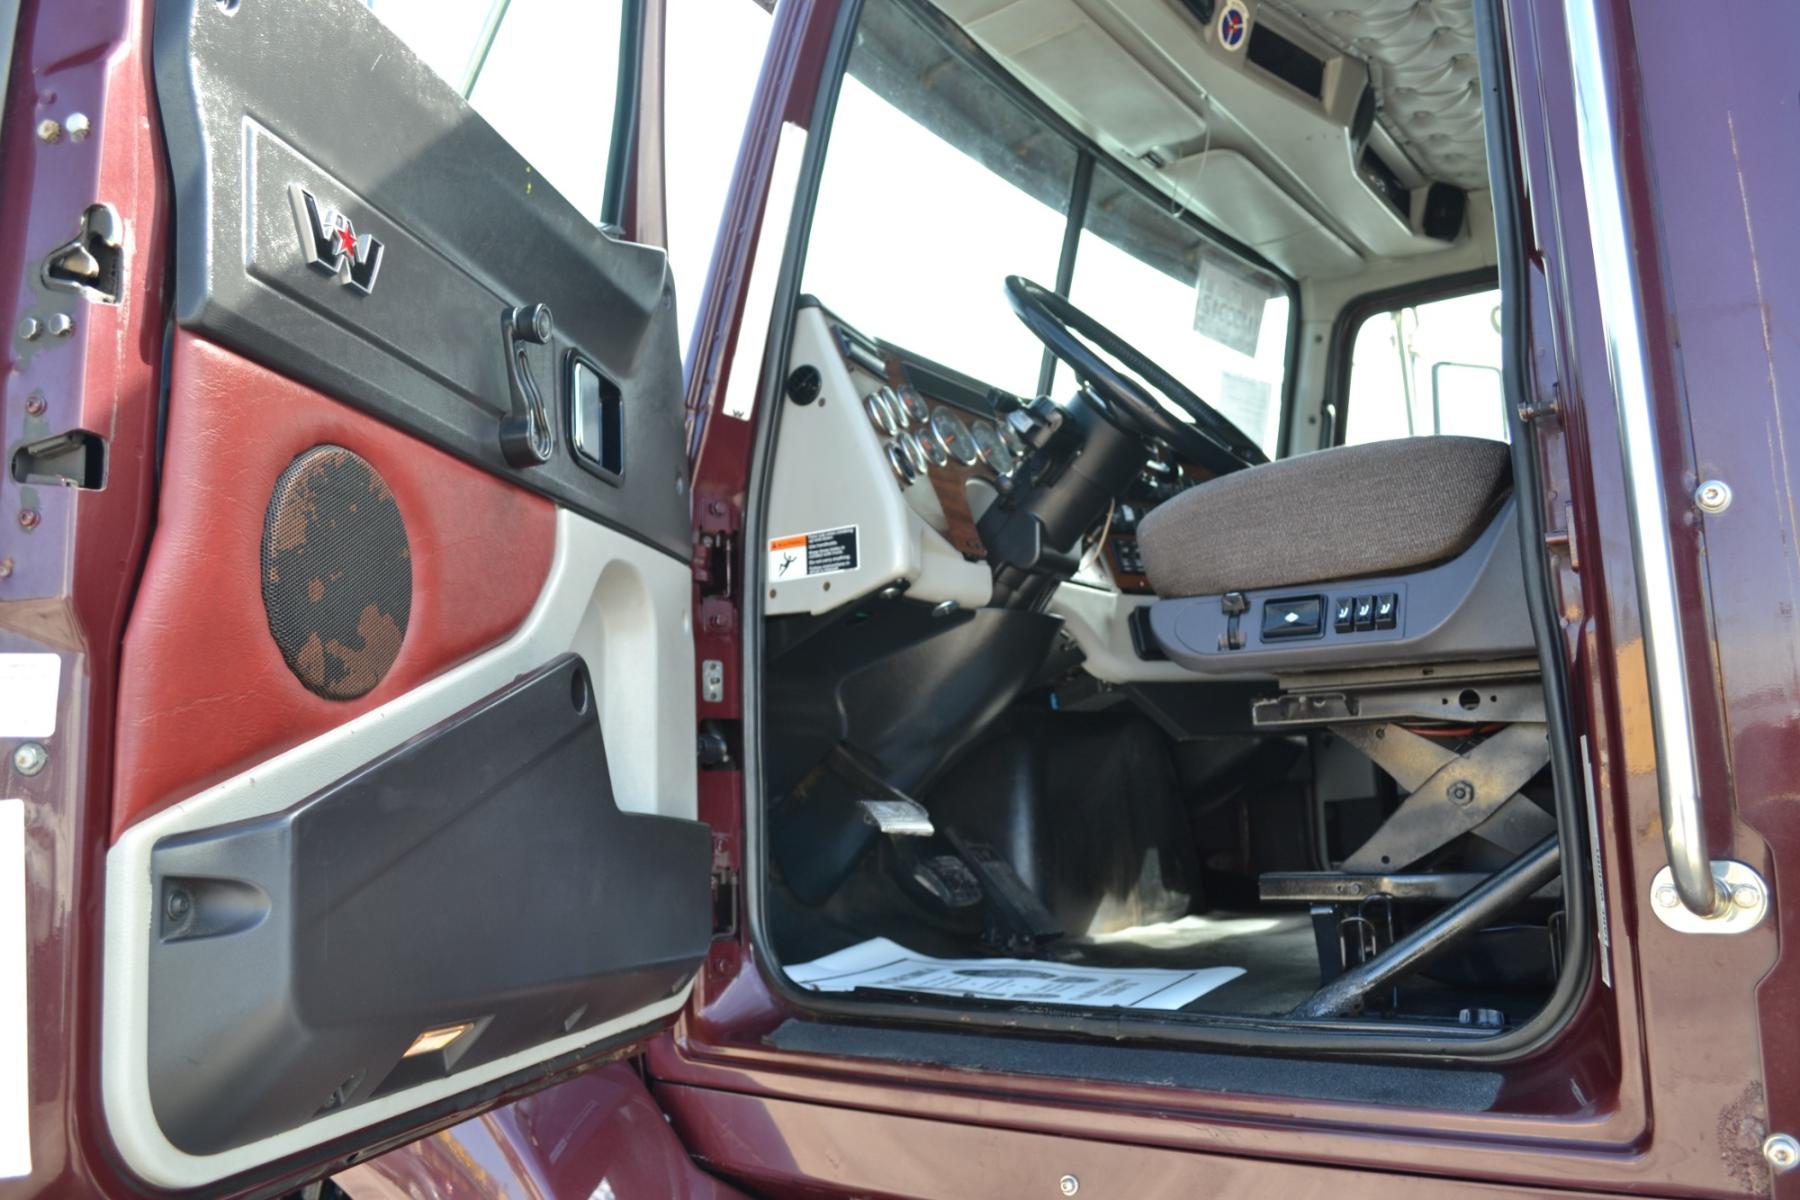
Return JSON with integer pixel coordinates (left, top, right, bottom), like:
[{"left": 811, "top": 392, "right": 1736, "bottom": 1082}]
[{"left": 1563, "top": 0, "right": 1765, "bottom": 926}]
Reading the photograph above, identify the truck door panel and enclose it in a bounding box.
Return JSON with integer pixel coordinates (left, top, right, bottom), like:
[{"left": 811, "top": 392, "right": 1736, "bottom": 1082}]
[{"left": 88, "top": 0, "right": 709, "bottom": 1189}]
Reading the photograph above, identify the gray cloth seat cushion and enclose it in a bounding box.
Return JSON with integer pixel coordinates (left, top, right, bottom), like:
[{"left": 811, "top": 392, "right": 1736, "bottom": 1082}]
[{"left": 1136, "top": 436, "right": 1513, "bottom": 598}]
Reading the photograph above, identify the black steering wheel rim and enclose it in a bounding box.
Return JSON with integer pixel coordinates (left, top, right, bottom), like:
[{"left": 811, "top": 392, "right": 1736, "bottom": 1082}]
[{"left": 1004, "top": 275, "right": 1269, "bottom": 474}]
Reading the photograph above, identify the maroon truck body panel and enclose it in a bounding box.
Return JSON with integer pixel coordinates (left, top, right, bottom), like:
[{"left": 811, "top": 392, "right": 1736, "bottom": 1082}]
[{"left": 336, "top": 1066, "right": 747, "bottom": 1200}]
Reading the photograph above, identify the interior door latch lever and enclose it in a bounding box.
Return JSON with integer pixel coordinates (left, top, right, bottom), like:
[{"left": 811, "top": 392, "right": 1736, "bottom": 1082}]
[{"left": 499, "top": 302, "right": 555, "bottom": 467}]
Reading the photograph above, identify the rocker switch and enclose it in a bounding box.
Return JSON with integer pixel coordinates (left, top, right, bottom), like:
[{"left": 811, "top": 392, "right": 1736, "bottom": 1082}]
[
  {"left": 1333, "top": 596, "right": 1356, "bottom": 633},
  {"left": 1261, "top": 595, "right": 1324, "bottom": 641},
  {"left": 1374, "top": 593, "right": 1399, "bottom": 629}
]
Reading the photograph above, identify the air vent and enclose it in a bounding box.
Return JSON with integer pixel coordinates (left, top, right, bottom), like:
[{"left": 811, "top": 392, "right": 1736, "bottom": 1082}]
[
  {"left": 1358, "top": 149, "right": 1410, "bottom": 221},
  {"left": 1246, "top": 23, "right": 1325, "bottom": 100},
  {"left": 1174, "top": 0, "right": 1217, "bottom": 27}
]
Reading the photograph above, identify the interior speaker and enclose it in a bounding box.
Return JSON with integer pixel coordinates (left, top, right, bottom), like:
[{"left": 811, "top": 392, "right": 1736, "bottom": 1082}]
[
  {"left": 1422, "top": 183, "right": 1469, "bottom": 242},
  {"left": 261, "top": 445, "right": 412, "bottom": 700}
]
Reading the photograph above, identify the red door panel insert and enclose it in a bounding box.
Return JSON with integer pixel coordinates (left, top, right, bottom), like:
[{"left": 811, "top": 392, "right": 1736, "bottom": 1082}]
[{"left": 112, "top": 332, "right": 556, "bottom": 839}]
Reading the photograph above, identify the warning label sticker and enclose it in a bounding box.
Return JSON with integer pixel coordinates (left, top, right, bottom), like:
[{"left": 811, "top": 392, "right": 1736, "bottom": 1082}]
[{"left": 768, "top": 525, "right": 859, "bottom": 581}]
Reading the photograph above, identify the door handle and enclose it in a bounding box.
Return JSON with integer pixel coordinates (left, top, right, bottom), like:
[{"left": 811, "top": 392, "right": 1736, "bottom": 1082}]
[
  {"left": 499, "top": 302, "right": 555, "bottom": 467},
  {"left": 1564, "top": 0, "right": 1765, "bottom": 933}
]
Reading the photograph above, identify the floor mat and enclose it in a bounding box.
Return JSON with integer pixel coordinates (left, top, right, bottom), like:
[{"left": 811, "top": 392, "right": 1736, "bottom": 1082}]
[
  {"left": 1052, "top": 910, "right": 1322, "bottom": 1015},
  {"left": 787, "top": 936, "right": 1243, "bottom": 1011}
]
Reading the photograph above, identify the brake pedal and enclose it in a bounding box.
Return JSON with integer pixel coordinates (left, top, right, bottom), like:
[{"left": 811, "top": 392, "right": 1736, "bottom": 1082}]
[
  {"left": 944, "top": 829, "right": 1063, "bottom": 953},
  {"left": 858, "top": 797, "right": 935, "bottom": 837}
]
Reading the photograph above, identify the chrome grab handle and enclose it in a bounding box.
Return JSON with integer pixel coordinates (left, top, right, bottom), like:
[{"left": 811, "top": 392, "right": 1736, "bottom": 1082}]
[{"left": 1563, "top": 0, "right": 1765, "bottom": 930}]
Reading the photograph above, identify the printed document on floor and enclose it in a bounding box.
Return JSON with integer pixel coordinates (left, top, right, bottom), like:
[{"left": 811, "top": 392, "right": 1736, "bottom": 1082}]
[{"left": 786, "top": 937, "right": 1243, "bottom": 1010}]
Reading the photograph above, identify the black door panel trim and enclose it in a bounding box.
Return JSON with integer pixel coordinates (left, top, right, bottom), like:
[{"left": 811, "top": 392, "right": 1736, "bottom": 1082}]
[
  {"left": 153, "top": 0, "right": 688, "bottom": 558},
  {"left": 145, "top": 654, "right": 712, "bottom": 1154}
]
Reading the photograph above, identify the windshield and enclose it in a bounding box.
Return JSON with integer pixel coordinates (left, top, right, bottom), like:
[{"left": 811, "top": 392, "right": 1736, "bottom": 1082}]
[
  {"left": 801, "top": 4, "right": 1076, "bottom": 395},
  {"left": 1067, "top": 169, "right": 1291, "bottom": 456},
  {"left": 801, "top": 1, "right": 1290, "bottom": 427}
]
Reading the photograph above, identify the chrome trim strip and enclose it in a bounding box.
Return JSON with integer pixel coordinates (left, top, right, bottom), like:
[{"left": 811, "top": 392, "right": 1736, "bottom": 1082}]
[{"left": 1563, "top": 0, "right": 1724, "bottom": 917}]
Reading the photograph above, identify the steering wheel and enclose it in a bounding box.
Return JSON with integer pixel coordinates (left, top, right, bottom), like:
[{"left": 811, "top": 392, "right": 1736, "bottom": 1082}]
[{"left": 1004, "top": 276, "right": 1269, "bottom": 474}]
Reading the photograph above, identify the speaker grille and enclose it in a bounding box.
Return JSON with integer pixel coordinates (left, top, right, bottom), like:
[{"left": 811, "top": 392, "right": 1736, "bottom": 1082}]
[{"left": 261, "top": 446, "right": 411, "bottom": 700}]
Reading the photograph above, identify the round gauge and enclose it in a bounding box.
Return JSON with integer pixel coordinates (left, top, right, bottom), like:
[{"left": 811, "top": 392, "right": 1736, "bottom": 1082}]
[
  {"left": 929, "top": 407, "right": 979, "bottom": 467},
  {"left": 900, "top": 430, "right": 931, "bottom": 476},
  {"left": 879, "top": 386, "right": 909, "bottom": 428},
  {"left": 970, "top": 420, "right": 1016, "bottom": 476},
  {"left": 919, "top": 426, "right": 950, "bottom": 468},
  {"left": 897, "top": 387, "right": 930, "bottom": 428},
  {"left": 884, "top": 441, "right": 916, "bottom": 485},
  {"left": 997, "top": 415, "right": 1027, "bottom": 458},
  {"left": 864, "top": 390, "right": 899, "bottom": 436}
]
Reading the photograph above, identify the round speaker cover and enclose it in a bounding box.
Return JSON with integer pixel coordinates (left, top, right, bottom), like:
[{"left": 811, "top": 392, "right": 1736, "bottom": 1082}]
[{"left": 261, "top": 445, "right": 412, "bottom": 699}]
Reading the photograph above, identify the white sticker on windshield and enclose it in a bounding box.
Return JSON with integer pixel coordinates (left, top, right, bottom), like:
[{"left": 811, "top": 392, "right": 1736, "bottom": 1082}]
[
  {"left": 1192, "top": 258, "right": 1265, "bottom": 358},
  {"left": 0, "top": 799, "right": 29, "bottom": 1181},
  {"left": 1217, "top": 371, "right": 1272, "bottom": 437},
  {"left": 0, "top": 655, "right": 59, "bottom": 739}
]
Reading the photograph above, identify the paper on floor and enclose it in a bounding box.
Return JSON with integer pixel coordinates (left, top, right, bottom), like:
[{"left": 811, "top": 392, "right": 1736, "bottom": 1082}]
[{"left": 786, "top": 937, "right": 1243, "bottom": 1011}]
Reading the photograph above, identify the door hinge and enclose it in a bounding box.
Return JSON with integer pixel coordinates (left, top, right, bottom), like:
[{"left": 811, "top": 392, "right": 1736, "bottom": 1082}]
[
  {"left": 694, "top": 495, "right": 741, "bottom": 635},
  {"left": 692, "top": 497, "right": 738, "bottom": 590}
]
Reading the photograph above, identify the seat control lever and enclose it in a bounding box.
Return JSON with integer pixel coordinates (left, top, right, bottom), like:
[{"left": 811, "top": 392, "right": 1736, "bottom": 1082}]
[
  {"left": 499, "top": 302, "right": 555, "bottom": 467},
  {"left": 1218, "top": 591, "right": 1248, "bottom": 651}
]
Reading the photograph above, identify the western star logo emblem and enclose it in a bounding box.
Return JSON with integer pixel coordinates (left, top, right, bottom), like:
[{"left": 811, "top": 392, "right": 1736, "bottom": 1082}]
[{"left": 289, "top": 183, "right": 384, "bottom": 294}]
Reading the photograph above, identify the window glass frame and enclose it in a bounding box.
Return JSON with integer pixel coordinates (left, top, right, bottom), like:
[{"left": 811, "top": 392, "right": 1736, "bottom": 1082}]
[
  {"left": 363, "top": 0, "right": 643, "bottom": 234},
  {"left": 1324, "top": 268, "right": 1501, "bottom": 449},
  {"left": 791, "top": 0, "right": 1300, "bottom": 454}
]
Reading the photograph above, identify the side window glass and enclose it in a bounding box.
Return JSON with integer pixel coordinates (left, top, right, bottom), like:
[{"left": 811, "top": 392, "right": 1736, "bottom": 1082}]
[
  {"left": 365, "top": 0, "right": 626, "bottom": 223},
  {"left": 1343, "top": 287, "right": 1506, "bottom": 445}
]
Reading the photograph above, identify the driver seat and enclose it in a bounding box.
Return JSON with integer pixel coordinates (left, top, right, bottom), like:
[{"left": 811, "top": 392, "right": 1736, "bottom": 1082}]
[
  {"left": 1133, "top": 435, "right": 1552, "bottom": 963},
  {"left": 1135, "top": 436, "right": 1512, "bottom": 598}
]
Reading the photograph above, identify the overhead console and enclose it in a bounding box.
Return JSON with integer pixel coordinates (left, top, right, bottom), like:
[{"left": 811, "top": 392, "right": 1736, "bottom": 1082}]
[
  {"left": 927, "top": 0, "right": 1480, "bottom": 279},
  {"left": 1146, "top": 497, "right": 1532, "bottom": 676}
]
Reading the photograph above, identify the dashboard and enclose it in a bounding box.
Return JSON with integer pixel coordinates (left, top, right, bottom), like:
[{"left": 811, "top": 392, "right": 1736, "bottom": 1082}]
[
  {"left": 765, "top": 299, "right": 1210, "bottom": 683},
  {"left": 829, "top": 316, "right": 1025, "bottom": 564},
  {"left": 825, "top": 309, "right": 1209, "bottom": 595}
]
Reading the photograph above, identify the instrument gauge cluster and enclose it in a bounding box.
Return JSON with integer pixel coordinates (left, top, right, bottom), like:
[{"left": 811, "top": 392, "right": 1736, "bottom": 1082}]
[{"left": 861, "top": 376, "right": 1020, "bottom": 485}]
